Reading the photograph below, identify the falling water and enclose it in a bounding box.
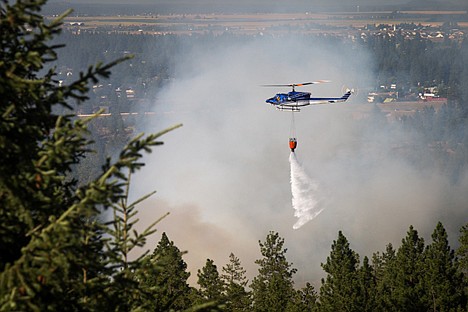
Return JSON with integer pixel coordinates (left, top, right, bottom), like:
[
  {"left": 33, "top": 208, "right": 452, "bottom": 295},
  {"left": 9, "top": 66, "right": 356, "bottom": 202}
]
[{"left": 289, "top": 152, "right": 324, "bottom": 229}]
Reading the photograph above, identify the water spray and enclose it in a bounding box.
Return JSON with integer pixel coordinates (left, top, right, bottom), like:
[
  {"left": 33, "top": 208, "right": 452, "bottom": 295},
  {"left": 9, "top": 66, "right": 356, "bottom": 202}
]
[{"left": 289, "top": 152, "right": 324, "bottom": 229}]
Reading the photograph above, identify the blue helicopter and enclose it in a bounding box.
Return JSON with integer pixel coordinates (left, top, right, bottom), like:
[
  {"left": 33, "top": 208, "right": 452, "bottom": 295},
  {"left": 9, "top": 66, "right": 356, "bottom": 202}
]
[{"left": 264, "top": 80, "right": 352, "bottom": 111}]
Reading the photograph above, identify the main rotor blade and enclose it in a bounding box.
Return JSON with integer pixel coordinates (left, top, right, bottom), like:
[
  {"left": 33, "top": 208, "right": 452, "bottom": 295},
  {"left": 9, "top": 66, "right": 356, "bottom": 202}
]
[
  {"left": 298, "top": 80, "right": 331, "bottom": 86},
  {"left": 262, "top": 80, "right": 331, "bottom": 88},
  {"left": 261, "top": 84, "right": 292, "bottom": 87}
]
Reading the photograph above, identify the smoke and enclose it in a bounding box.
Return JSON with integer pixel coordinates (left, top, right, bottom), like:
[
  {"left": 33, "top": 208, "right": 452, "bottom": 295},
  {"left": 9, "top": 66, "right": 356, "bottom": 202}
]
[
  {"left": 129, "top": 33, "right": 468, "bottom": 286},
  {"left": 289, "top": 152, "right": 324, "bottom": 229}
]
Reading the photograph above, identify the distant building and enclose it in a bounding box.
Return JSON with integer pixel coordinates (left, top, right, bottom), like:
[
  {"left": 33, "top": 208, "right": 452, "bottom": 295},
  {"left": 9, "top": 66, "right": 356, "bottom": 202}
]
[{"left": 125, "top": 89, "right": 135, "bottom": 98}]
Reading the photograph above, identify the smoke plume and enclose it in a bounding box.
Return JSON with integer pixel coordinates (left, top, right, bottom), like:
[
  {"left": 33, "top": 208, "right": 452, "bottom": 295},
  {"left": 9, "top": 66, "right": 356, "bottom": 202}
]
[{"left": 130, "top": 34, "right": 468, "bottom": 285}]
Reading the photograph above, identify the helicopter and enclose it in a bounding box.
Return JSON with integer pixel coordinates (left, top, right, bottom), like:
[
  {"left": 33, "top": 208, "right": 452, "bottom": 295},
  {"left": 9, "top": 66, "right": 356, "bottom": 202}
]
[{"left": 264, "top": 80, "right": 352, "bottom": 112}]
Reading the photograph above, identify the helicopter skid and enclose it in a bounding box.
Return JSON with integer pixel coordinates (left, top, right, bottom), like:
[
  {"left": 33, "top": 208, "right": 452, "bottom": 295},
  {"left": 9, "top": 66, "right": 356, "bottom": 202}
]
[{"left": 276, "top": 106, "right": 301, "bottom": 112}]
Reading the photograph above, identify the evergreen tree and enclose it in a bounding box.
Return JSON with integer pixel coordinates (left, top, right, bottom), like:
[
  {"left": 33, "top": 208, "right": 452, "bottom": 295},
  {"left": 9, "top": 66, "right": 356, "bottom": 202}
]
[
  {"left": 0, "top": 0, "right": 182, "bottom": 310},
  {"left": 251, "top": 231, "right": 297, "bottom": 312},
  {"left": 319, "top": 231, "right": 361, "bottom": 312},
  {"left": 458, "top": 223, "right": 468, "bottom": 275},
  {"left": 287, "top": 282, "right": 318, "bottom": 312},
  {"left": 357, "top": 256, "right": 377, "bottom": 311},
  {"left": 391, "top": 225, "right": 426, "bottom": 311},
  {"left": 423, "top": 222, "right": 465, "bottom": 311},
  {"left": 98, "top": 174, "right": 176, "bottom": 312},
  {"left": 197, "top": 259, "right": 226, "bottom": 305},
  {"left": 458, "top": 223, "right": 468, "bottom": 311},
  {"left": 0, "top": 0, "right": 81, "bottom": 270},
  {"left": 373, "top": 243, "right": 398, "bottom": 311},
  {"left": 136, "top": 232, "right": 193, "bottom": 311},
  {"left": 221, "top": 253, "right": 252, "bottom": 311}
]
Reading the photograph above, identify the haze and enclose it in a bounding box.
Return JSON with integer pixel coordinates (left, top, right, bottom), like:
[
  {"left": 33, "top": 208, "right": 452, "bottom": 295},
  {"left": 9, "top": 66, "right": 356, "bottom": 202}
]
[
  {"left": 45, "top": 0, "right": 468, "bottom": 287},
  {"left": 120, "top": 33, "right": 468, "bottom": 285}
]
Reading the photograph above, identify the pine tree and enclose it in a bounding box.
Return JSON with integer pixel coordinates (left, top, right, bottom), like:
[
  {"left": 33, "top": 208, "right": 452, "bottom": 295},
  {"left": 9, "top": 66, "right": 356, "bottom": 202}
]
[
  {"left": 135, "top": 232, "right": 193, "bottom": 311},
  {"left": 287, "top": 282, "right": 318, "bottom": 312},
  {"left": 458, "top": 223, "right": 468, "bottom": 274},
  {"left": 197, "top": 259, "right": 226, "bottom": 305},
  {"left": 0, "top": 0, "right": 181, "bottom": 310},
  {"left": 357, "top": 256, "right": 377, "bottom": 311},
  {"left": 373, "top": 243, "right": 398, "bottom": 311},
  {"left": 458, "top": 223, "right": 468, "bottom": 311},
  {"left": 0, "top": 0, "right": 83, "bottom": 270},
  {"left": 391, "top": 225, "right": 426, "bottom": 311},
  {"left": 319, "top": 231, "right": 361, "bottom": 312},
  {"left": 222, "top": 253, "right": 252, "bottom": 311},
  {"left": 251, "top": 231, "right": 297, "bottom": 312},
  {"left": 423, "top": 222, "right": 465, "bottom": 311}
]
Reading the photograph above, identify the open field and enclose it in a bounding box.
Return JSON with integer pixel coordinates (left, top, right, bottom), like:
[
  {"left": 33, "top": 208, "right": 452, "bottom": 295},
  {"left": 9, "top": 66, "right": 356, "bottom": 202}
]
[{"left": 62, "top": 11, "right": 468, "bottom": 34}]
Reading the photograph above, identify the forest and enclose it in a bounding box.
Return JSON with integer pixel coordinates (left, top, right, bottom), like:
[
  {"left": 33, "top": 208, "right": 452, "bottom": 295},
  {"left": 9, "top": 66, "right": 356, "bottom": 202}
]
[
  {"left": 51, "top": 26, "right": 468, "bottom": 98},
  {"left": 1, "top": 0, "right": 467, "bottom": 311}
]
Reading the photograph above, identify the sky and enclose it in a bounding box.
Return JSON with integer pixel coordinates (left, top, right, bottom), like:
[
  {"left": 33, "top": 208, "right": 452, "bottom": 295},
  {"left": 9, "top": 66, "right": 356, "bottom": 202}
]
[{"left": 125, "top": 35, "right": 468, "bottom": 286}]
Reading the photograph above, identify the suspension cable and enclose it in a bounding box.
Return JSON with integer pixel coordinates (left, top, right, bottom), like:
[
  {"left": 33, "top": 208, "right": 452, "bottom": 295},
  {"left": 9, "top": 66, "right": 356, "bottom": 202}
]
[{"left": 290, "top": 110, "right": 296, "bottom": 138}]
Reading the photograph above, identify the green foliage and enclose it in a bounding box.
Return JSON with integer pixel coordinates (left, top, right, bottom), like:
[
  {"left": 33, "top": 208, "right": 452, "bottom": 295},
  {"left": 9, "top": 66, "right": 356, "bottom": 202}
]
[
  {"left": 136, "top": 232, "right": 193, "bottom": 311},
  {"left": 197, "top": 259, "right": 225, "bottom": 305},
  {"left": 458, "top": 223, "right": 468, "bottom": 310},
  {"left": 458, "top": 223, "right": 468, "bottom": 275},
  {"left": 389, "top": 226, "right": 426, "bottom": 311},
  {"left": 251, "top": 231, "right": 297, "bottom": 312},
  {"left": 423, "top": 222, "right": 464, "bottom": 311},
  {"left": 319, "top": 231, "right": 361, "bottom": 312},
  {"left": 1, "top": 0, "right": 73, "bottom": 268},
  {"left": 287, "top": 282, "right": 318, "bottom": 312},
  {"left": 357, "top": 256, "right": 377, "bottom": 311},
  {"left": 0, "top": 0, "right": 183, "bottom": 310},
  {"left": 373, "top": 243, "right": 398, "bottom": 311},
  {"left": 221, "top": 253, "right": 252, "bottom": 311}
]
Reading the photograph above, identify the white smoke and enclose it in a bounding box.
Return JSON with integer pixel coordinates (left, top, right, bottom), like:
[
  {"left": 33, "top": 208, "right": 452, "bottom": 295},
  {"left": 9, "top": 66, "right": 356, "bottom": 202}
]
[
  {"left": 289, "top": 152, "right": 324, "bottom": 229},
  {"left": 132, "top": 34, "right": 468, "bottom": 285}
]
